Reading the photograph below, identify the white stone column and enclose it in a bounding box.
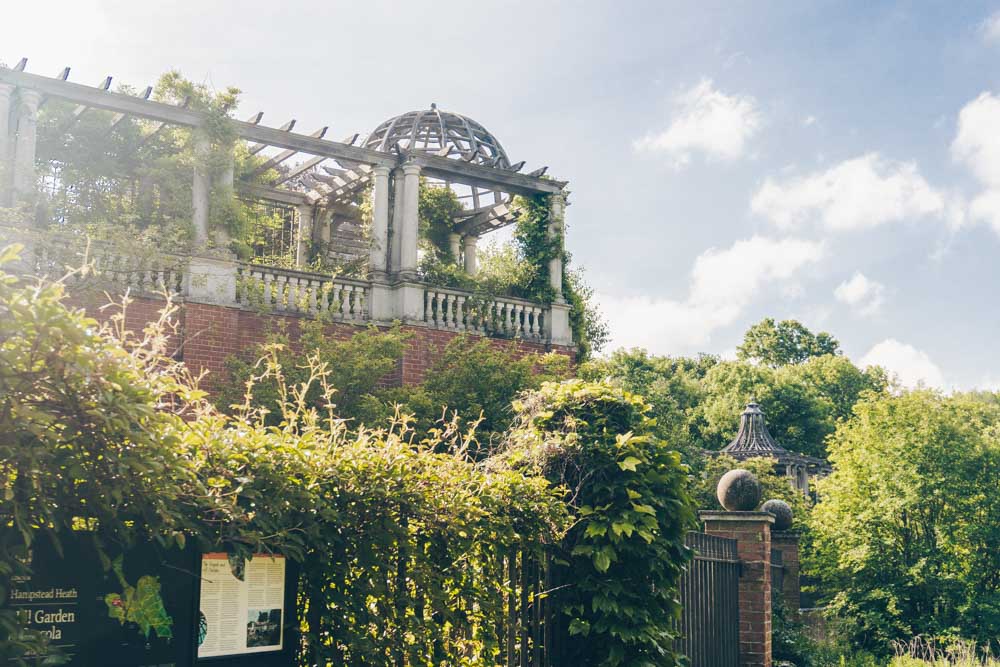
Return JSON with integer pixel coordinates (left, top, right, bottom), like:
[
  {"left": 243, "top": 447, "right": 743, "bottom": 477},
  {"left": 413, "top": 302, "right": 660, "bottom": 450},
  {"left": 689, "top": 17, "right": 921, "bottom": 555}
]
[
  {"left": 296, "top": 204, "right": 313, "bottom": 268},
  {"left": 389, "top": 168, "right": 405, "bottom": 275},
  {"left": 191, "top": 134, "right": 211, "bottom": 248},
  {"left": 399, "top": 162, "right": 421, "bottom": 279},
  {"left": 548, "top": 192, "right": 566, "bottom": 303},
  {"left": 0, "top": 84, "right": 14, "bottom": 204},
  {"left": 463, "top": 235, "right": 478, "bottom": 275},
  {"left": 212, "top": 149, "right": 235, "bottom": 248},
  {"left": 369, "top": 165, "right": 391, "bottom": 279},
  {"left": 12, "top": 88, "right": 42, "bottom": 199},
  {"left": 448, "top": 232, "right": 461, "bottom": 264}
]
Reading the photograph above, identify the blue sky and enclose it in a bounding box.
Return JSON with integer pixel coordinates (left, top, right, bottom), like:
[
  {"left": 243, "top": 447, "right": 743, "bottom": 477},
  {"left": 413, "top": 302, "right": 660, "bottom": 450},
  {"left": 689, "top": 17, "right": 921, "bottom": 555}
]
[{"left": 5, "top": 1, "right": 1000, "bottom": 389}]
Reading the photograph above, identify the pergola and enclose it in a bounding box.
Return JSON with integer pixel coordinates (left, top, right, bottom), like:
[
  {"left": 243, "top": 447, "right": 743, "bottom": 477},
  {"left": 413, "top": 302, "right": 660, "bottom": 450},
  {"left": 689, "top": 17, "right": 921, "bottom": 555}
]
[
  {"left": 719, "top": 400, "right": 831, "bottom": 496},
  {"left": 0, "top": 58, "right": 568, "bottom": 292}
]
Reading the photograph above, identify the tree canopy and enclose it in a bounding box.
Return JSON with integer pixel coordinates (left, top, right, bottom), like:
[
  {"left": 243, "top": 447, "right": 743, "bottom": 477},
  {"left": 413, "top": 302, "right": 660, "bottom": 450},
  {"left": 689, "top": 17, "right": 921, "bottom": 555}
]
[
  {"left": 582, "top": 323, "right": 886, "bottom": 459},
  {"left": 809, "top": 390, "right": 1000, "bottom": 651},
  {"left": 737, "top": 317, "right": 841, "bottom": 367}
]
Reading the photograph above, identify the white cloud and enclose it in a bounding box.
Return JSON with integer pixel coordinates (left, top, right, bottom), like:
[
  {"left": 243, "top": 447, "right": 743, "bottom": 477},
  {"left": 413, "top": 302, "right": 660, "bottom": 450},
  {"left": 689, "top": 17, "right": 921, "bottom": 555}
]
[
  {"left": 751, "top": 153, "right": 946, "bottom": 231},
  {"left": 860, "top": 339, "right": 945, "bottom": 389},
  {"left": 802, "top": 115, "right": 817, "bottom": 127},
  {"left": 634, "top": 79, "right": 760, "bottom": 167},
  {"left": 952, "top": 92, "right": 1000, "bottom": 186},
  {"left": 981, "top": 11, "right": 1000, "bottom": 44},
  {"left": 969, "top": 190, "right": 1000, "bottom": 234},
  {"left": 601, "top": 236, "right": 824, "bottom": 352},
  {"left": 834, "top": 272, "right": 885, "bottom": 316},
  {"left": 952, "top": 92, "right": 1000, "bottom": 235}
]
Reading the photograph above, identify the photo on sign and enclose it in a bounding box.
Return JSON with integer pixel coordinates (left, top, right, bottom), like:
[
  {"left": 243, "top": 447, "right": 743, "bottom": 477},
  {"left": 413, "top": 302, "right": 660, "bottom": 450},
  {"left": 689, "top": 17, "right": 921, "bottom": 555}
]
[{"left": 246, "top": 608, "right": 281, "bottom": 648}]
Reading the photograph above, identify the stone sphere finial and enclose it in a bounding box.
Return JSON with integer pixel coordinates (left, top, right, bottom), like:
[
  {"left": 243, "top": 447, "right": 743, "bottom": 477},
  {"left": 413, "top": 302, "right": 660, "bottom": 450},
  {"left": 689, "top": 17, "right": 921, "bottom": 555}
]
[
  {"left": 716, "top": 469, "right": 762, "bottom": 511},
  {"left": 761, "top": 498, "right": 794, "bottom": 530}
]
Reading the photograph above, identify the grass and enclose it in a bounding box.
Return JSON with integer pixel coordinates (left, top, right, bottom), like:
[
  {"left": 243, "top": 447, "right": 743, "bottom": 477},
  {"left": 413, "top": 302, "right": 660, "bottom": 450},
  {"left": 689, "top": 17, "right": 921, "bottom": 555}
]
[{"left": 889, "top": 638, "right": 1000, "bottom": 667}]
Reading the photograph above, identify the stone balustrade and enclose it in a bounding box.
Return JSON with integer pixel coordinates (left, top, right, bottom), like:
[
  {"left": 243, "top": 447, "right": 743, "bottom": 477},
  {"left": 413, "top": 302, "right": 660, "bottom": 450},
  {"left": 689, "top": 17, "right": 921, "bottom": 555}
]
[
  {"left": 236, "top": 263, "right": 368, "bottom": 322},
  {"left": 2, "top": 226, "right": 573, "bottom": 345},
  {"left": 3, "top": 228, "right": 186, "bottom": 295},
  {"left": 423, "top": 287, "right": 546, "bottom": 341}
]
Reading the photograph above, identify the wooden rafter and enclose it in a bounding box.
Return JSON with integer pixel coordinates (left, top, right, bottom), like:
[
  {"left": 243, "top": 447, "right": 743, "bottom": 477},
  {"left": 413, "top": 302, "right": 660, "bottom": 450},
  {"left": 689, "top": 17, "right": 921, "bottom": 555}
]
[
  {"left": 250, "top": 125, "right": 328, "bottom": 176},
  {"left": 0, "top": 62, "right": 565, "bottom": 195}
]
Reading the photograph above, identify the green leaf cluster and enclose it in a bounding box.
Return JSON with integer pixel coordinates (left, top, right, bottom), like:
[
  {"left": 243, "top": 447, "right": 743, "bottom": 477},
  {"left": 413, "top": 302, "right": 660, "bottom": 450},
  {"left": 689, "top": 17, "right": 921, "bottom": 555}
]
[
  {"left": 809, "top": 391, "right": 1000, "bottom": 652},
  {"left": 500, "top": 379, "right": 696, "bottom": 666},
  {"left": 0, "top": 244, "right": 573, "bottom": 665},
  {"left": 582, "top": 322, "right": 888, "bottom": 460}
]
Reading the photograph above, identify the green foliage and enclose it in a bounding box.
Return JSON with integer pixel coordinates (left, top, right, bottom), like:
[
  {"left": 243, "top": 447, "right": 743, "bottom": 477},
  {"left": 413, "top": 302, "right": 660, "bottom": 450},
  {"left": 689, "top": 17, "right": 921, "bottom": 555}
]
[
  {"left": 419, "top": 335, "right": 572, "bottom": 451},
  {"left": 738, "top": 317, "right": 841, "bottom": 367},
  {"left": 773, "top": 601, "right": 823, "bottom": 666},
  {"left": 501, "top": 379, "right": 695, "bottom": 666},
  {"left": 511, "top": 194, "right": 559, "bottom": 302},
  {"left": 512, "top": 194, "right": 609, "bottom": 359},
  {"left": 0, "top": 246, "right": 572, "bottom": 665},
  {"left": 583, "top": 345, "right": 886, "bottom": 459},
  {"left": 580, "top": 348, "right": 718, "bottom": 462},
  {"left": 418, "top": 181, "right": 465, "bottom": 262},
  {"left": 0, "top": 244, "right": 201, "bottom": 662},
  {"left": 695, "top": 355, "right": 885, "bottom": 458},
  {"left": 216, "top": 320, "right": 410, "bottom": 426},
  {"left": 809, "top": 391, "right": 1000, "bottom": 651},
  {"left": 33, "top": 71, "right": 263, "bottom": 256}
]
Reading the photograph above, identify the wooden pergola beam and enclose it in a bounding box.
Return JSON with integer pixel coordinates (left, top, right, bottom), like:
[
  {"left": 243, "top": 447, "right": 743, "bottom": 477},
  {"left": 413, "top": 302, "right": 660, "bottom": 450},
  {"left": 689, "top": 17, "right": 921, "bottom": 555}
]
[
  {"left": 250, "top": 125, "right": 328, "bottom": 175},
  {"left": 0, "top": 64, "right": 563, "bottom": 194},
  {"left": 272, "top": 155, "right": 325, "bottom": 185}
]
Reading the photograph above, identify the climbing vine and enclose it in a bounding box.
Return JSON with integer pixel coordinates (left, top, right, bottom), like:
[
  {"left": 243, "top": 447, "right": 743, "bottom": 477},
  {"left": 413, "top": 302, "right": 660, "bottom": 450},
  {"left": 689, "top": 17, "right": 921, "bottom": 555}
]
[
  {"left": 31, "top": 71, "right": 269, "bottom": 258},
  {"left": 413, "top": 185, "right": 607, "bottom": 358}
]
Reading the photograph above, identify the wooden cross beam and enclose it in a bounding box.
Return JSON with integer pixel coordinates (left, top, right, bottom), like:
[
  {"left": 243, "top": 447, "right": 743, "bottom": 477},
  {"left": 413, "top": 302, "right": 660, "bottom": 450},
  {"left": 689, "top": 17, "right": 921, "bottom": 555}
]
[
  {"left": 271, "top": 155, "right": 325, "bottom": 185},
  {"left": 138, "top": 95, "right": 190, "bottom": 146},
  {"left": 249, "top": 126, "right": 328, "bottom": 176},
  {"left": 106, "top": 86, "right": 152, "bottom": 135},
  {"left": 265, "top": 135, "right": 357, "bottom": 186},
  {"left": 248, "top": 119, "right": 295, "bottom": 155},
  {"left": 60, "top": 76, "right": 114, "bottom": 130},
  {"left": 0, "top": 64, "right": 562, "bottom": 193}
]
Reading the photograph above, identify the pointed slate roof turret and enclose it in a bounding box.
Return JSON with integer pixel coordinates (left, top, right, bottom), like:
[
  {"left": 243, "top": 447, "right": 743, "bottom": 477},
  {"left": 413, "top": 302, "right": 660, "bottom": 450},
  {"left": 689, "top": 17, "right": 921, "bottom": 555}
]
[{"left": 722, "top": 399, "right": 788, "bottom": 456}]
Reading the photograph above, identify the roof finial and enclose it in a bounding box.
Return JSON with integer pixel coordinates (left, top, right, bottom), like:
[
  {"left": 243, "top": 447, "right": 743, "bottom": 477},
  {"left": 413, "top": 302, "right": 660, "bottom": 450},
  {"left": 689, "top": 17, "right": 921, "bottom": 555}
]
[{"left": 430, "top": 102, "right": 437, "bottom": 110}]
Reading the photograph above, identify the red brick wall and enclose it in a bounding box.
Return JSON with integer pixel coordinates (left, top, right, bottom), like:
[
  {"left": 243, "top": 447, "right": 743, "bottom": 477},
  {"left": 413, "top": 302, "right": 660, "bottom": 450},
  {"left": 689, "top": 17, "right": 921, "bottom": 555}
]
[
  {"left": 398, "top": 324, "right": 574, "bottom": 385},
  {"left": 62, "top": 293, "right": 575, "bottom": 392},
  {"left": 771, "top": 532, "right": 801, "bottom": 612}
]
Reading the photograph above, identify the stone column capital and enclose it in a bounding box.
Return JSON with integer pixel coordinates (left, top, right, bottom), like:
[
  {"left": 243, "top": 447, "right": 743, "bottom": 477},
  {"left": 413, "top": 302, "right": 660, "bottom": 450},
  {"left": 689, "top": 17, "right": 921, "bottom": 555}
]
[
  {"left": 0, "top": 83, "right": 15, "bottom": 99},
  {"left": 372, "top": 164, "right": 391, "bottom": 178},
  {"left": 17, "top": 88, "right": 42, "bottom": 111},
  {"left": 401, "top": 162, "right": 422, "bottom": 177}
]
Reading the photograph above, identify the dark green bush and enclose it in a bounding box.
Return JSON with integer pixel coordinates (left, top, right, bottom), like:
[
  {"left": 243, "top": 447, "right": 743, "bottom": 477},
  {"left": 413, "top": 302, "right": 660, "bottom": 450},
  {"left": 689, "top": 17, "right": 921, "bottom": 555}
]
[{"left": 499, "top": 379, "right": 696, "bottom": 666}]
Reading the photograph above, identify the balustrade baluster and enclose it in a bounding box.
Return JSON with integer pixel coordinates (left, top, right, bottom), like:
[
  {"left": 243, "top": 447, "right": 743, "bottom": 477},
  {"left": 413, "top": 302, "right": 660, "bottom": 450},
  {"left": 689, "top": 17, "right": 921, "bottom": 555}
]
[
  {"left": 444, "top": 294, "right": 454, "bottom": 328},
  {"left": 261, "top": 270, "right": 273, "bottom": 307},
  {"left": 307, "top": 279, "right": 319, "bottom": 314},
  {"left": 340, "top": 285, "right": 352, "bottom": 319},
  {"left": 456, "top": 295, "right": 467, "bottom": 331},
  {"left": 433, "top": 293, "right": 443, "bottom": 327},
  {"left": 287, "top": 275, "right": 297, "bottom": 311}
]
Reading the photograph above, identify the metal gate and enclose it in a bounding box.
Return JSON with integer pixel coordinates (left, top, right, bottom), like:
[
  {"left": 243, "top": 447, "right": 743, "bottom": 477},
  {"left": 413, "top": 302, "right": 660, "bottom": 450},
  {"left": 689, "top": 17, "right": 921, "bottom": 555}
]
[{"left": 676, "top": 532, "right": 740, "bottom": 667}]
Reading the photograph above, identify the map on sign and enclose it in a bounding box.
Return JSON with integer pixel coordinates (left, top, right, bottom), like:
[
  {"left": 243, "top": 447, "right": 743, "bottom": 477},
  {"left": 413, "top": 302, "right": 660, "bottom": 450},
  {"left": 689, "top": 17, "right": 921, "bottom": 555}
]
[{"left": 103, "top": 555, "right": 174, "bottom": 640}]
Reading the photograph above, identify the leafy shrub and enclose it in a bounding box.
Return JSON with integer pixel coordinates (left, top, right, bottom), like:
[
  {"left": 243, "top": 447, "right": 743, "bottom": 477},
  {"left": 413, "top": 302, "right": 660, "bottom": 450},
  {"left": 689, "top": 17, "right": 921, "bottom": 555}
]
[
  {"left": 216, "top": 320, "right": 409, "bottom": 425},
  {"left": 499, "top": 379, "right": 695, "bottom": 666}
]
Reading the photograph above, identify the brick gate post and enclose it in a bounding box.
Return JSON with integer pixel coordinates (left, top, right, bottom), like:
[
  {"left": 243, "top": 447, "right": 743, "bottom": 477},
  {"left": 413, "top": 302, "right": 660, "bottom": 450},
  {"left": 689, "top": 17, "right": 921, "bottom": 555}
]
[
  {"left": 770, "top": 531, "right": 800, "bottom": 612},
  {"left": 699, "top": 511, "right": 774, "bottom": 667}
]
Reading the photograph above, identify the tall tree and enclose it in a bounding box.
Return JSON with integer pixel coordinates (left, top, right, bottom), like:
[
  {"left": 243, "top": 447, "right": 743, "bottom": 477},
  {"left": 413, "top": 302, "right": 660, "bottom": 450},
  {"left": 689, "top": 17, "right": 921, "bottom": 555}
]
[
  {"left": 809, "top": 391, "right": 1000, "bottom": 650},
  {"left": 737, "top": 318, "right": 840, "bottom": 367}
]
